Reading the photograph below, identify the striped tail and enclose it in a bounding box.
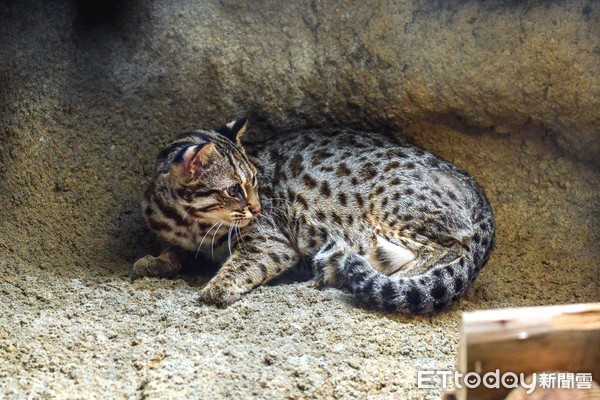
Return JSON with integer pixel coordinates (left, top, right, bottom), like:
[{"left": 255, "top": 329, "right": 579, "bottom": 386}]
[{"left": 338, "top": 233, "right": 495, "bottom": 315}]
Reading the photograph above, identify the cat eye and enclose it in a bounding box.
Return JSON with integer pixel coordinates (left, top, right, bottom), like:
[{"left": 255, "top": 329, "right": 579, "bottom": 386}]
[{"left": 226, "top": 184, "right": 241, "bottom": 197}]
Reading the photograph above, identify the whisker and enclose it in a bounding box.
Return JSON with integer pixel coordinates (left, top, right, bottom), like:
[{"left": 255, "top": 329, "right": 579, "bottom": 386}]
[
  {"left": 196, "top": 221, "right": 220, "bottom": 260},
  {"left": 182, "top": 204, "right": 195, "bottom": 221},
  {"left": 230, "top": 220, "right": 243, "bottom": 247},
  {"left": 237, "top": 222, "right": 245, "bottom": 246},
  {"left": 254, "top": 216, "right": 265, "bottom": 230},
  {"left": 227, "top": 223, "right": 233, "bottom": 256},
  {"left": 211, "top": 222, "right": 223, "bottom": 260}
]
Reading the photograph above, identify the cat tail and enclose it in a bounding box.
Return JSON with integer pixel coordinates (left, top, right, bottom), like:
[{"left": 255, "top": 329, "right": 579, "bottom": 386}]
[{"left": 335, "top": 234, "right": 495, "bottom": 315}]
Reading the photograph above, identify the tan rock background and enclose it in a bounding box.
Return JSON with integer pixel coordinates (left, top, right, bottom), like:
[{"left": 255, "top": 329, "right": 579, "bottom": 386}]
[{"left": 1, "top": 1, "right": 598, "bottom": 398}]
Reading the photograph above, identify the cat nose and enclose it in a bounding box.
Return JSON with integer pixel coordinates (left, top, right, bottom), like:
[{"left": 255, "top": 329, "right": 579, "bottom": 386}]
[{"left": 249, "top": 205, "right": 261, "bottom": 216}]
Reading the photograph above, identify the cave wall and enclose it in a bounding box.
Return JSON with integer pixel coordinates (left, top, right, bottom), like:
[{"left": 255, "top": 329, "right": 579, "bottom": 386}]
[{"left": 0, "top": 0, "right": 598, "bottom": 268}]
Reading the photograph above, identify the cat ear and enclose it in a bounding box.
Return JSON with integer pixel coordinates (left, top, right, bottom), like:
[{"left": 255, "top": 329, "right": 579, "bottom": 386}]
[
  {"left": 214, "top": 117, "right": 248, "bottom": 145},
  {"left": 174, "top": 142, "right": 218, "bottom": 177}
]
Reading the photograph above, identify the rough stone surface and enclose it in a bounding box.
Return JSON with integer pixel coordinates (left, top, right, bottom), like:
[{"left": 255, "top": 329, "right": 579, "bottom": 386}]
[{"left": 1, "top": 1, "right": 599, "bottom": 399}]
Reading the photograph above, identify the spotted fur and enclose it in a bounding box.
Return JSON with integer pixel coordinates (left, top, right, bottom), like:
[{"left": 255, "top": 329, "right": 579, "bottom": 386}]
[{"left": 134, "top": 119, "right": 496, "bottom": 315}]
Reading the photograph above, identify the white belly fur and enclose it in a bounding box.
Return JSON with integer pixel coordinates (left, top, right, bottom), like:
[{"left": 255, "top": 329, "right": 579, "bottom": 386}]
[{"left": 366, "top": 236, "right": 416, "bottom": 277}]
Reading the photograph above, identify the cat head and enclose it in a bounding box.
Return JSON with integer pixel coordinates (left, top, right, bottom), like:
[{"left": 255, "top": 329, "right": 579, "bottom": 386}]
[{"left": 158, "top": 118, "right": 261, "bottom": 227}]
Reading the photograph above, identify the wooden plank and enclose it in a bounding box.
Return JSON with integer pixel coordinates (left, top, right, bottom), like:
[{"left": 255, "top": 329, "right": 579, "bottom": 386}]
[{"left": 457, "top": 303, "right": 600, "bottom": 400}]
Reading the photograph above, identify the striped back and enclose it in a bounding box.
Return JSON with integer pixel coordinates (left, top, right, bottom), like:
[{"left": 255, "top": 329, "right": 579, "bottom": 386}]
[{"left": 142, "top": 119, "right": 261, "bottom": 251}]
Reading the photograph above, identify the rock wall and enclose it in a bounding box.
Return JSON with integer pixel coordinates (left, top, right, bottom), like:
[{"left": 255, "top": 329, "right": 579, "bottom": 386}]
[{"left": 1, "top": 0, "right": 598, "bottom": 269}]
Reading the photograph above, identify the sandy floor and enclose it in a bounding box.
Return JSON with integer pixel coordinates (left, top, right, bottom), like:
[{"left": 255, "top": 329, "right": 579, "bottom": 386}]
[{"left": 1, "top": 120, "right": 598, "bottom": 399}]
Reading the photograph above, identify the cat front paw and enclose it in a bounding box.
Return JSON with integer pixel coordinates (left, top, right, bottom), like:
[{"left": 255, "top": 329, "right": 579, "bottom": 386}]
[{"left": 198, "top": 281, "right": 245, "bottom": 308}]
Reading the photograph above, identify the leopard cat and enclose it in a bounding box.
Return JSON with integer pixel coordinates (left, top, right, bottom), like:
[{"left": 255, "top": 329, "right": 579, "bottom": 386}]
[{"left": 133, "top": 118, "right": 495, "bottom": 314}]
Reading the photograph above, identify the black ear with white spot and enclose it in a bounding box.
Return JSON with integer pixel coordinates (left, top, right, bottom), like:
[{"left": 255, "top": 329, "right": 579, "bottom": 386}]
[{"left": 214, "top": 117, "right": 248, "bottom": 145}]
